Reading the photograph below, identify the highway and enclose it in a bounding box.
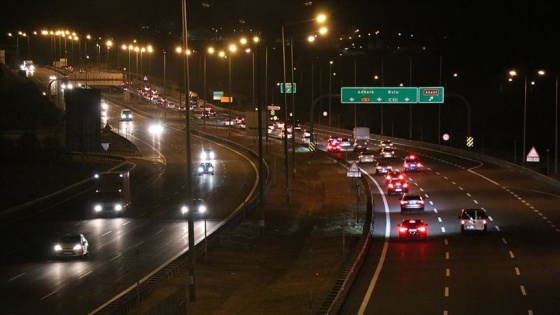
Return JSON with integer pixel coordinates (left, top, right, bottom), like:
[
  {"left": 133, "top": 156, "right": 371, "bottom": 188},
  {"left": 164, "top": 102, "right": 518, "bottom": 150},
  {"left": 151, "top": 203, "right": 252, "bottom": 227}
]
[
  {"left": 0, "top": 68, "right": 259, "bottom": 314},
  {"left": 3, "top": 67, "right": 559, "bottom": 315},
  {"left": 313, "top": 133, "right": 560, "bottom": 315}
]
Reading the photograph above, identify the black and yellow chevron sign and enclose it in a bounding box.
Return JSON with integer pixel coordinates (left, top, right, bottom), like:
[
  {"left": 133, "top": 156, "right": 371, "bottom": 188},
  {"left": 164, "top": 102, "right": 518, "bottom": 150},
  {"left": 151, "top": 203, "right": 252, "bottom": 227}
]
[
  {"left": 308, "top": 142, "right": 316, "bottom": 151},
  {"left": 466, "top": 136, "right": 474, "bottom": 148}
]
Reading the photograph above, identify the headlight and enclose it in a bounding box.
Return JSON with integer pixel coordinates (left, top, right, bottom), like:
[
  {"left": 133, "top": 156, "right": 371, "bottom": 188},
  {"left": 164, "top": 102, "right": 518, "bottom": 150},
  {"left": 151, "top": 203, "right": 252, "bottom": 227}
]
[
  {"left": 209, "top": 152, "right": 215, "bottom": 159},
  {"left": 198, "top": 204, "right": 207, "bottom": 214},
  {"left": 181, "top": 206, "right": 188, "bottom": 214},
  {"left": 94, "top": 205, "right": 102, "bottom": 212},
  {"left": 73, "top": 244, "right": 82, "bottom": 251},
  {"left": 115, "top": 204, "right": 123, "bottom": 211},
  {"left": 208, "top": 166, "right": 214, "bottom": 172},
  {"left": 54, "top": 244, "right": 62, "bottom": 251},
  {"left": 200, "top": 152, "right": 207, "bottom": 159},
  {"left": 198, "top": 166, "right": 204, "bottom": 172}
]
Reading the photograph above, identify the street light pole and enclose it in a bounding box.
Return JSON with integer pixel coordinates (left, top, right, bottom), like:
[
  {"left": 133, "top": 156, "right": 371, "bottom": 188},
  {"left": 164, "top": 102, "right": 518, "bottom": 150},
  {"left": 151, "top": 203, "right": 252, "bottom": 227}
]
[
  {"left": 555, "top": 75, "right": 558, "bottom": 175},
  {"left": 281, "top": 25, "right": 291, "bottom": 203},
  {"left": 328, "top": 60, "right": 333, "bottom": 127},
  {"left": 523, "top": 76, "right": 527, "bottom": 167},
  {"left": 290, "top": 37, "right": 296, "bottom": 180},
  {"left": 163, "top": 49, "right": 166, "bottom": 97}
]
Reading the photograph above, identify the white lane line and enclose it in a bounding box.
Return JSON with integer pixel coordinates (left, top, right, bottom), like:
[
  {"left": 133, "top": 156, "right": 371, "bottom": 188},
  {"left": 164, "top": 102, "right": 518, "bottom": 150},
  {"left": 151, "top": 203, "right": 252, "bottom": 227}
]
[
  {"left": 136, "top": 241, "right": 144, "bottom": 247},
  {"left": 40, "top": 290, "right": 58, "bottom": 300},
  {"left": 528, "top": 310, "right": 534, "bottom": 315},
  {"left": 502, "top": 238, "right": 508, "bottom": 244},
  {"left": 495, "top": 226, "right": 501, "bottom": 231},
  {"left": 79, "top": 270, "right": 93, "bottom": 279},
  {"left": 488, "top": 216, "right": 494, "bottom": 221},
  {"left": 420, "top": 188, "right": 424, "bottom": 192},
  {"left": 444, "top": 311, "right": 448, "bottom": 315},
  {"left": 451, "top": 181, "right": 455, "bottom": 184},
  {"left": 433, "top": 208, "right": 438, "bottom": 213},
  {"left": 102, "top": 231, "right": 112, "bottom": 237},
  {"left": 156, "top": 229, "right": 164, "bottom": 235},
  {"left": 466, "top": 193, "right": 471, "bottom": 197},
  {"left": 443, "top": 176, "right": 448, "bottom": 179},
  {"left": 444, "top": 287, "right": 449, "bottom": 297},
  {"left": 441, "top": 227, "right": 446, "bottom": 233},
  {"left": 445, "top": 252, "right": 450, "bottom": 260},
  {"left": 515, "top": 267, "right": 521, "bottom": 276},
  {"left": 459, "top": 186, "right": 464, "bottom": 190},
  {"left": 110, "top": 254, "right": 122, "bottom": 261},
  {"left": 358, "top": 174, "right": 389, "bottom": 315},
  {"left": 429, "top": 201, "right": 434, "bottom": 205},
  {"left": 122, "top": 221, "right": 131, "bottom": 226},
  {"left": 438, "top": 217, "right": 442, "bottom": 222},
  {"left": 520, "top": 285, "right": 527, "bottom": 296},
  {"left": 444, "top": 239, "right": 448, "bottom": 245},
  {"left": 446, "top": 268, "right": 450, "bottom": 277},
  {"left": 9, "top": 273, "right": 26, "bottom": 281},
  {"left": 509, "top": 251, "right": 515, "bottom": 259}
]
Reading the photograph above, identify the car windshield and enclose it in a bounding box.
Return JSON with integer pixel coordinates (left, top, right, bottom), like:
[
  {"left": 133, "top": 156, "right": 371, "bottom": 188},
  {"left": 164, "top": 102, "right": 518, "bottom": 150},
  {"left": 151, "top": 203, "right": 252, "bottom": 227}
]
[
  {"left": 463, "top": 210, "right": 486, "bottom": 219},
  {"left": 403, "top": 195, "right": 421, "bottom": 200},
  {"left": 60, "top": 235, "right": 80, "bottom": 243}
]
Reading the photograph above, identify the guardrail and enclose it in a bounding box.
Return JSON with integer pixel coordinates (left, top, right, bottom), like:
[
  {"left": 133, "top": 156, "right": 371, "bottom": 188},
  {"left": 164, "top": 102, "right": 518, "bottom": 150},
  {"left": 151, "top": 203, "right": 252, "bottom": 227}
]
[{"left": 91, "top": 127, "right": 271, "bottom": 315}]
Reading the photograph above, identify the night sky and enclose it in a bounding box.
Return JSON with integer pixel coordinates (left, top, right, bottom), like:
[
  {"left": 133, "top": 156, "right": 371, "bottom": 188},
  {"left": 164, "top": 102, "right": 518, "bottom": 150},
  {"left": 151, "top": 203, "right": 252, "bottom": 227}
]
[{"left": 3, "top": 0, "right": 560, "bottom": 155}]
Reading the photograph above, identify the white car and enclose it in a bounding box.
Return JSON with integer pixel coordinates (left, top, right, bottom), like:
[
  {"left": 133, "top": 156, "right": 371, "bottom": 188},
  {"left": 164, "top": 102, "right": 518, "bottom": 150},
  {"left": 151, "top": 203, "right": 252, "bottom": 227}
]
[
  {"left": 121, "top": 109, "right": 133, "bottom": 121},
  {"left": 200, "top": 147, "right": 216, "bottom": 160},
  {"left": 54, "top": 234, "right": 89, "bottom": 258},
  {"left": 459, "top": 208, "right": 489, "bottom": 233}
]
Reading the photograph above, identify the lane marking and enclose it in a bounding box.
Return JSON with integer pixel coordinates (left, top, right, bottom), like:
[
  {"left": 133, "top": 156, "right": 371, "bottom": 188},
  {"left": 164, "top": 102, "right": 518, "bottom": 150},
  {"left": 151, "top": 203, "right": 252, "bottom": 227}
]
[
  {"left": 79, "top": 270, "right": 93, "bottom": 279},
  {"left": 9, "top": 273, "right": 26, "bottom": 281},
  {"left": 446, "top": 268, "right": 450, "bottom": 277},
  {"left": 102, "top": 231, "right": 112, "bottom": 237},
  {"left": 444, "top": 286, "right": 449, "bottom": 297},
  {"left": 515, "top": 267, "right": 521, "bottom": 276},
  {"left": 40, "top": 290, "right": 58, "bottom": 300},
  {"left": 520, "top": 285, "right": 527, "bottom": 296},
  {"left": 509, "top": 251, "right": 515, "bottom": 259}
]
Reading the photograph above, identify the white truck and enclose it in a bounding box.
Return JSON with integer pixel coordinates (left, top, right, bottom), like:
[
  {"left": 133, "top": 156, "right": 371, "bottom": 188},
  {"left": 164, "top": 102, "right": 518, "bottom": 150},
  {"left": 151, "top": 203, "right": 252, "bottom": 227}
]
[
  {"left": 352, "top": 127, "right": 370, "bottom": 151},
  {"left": 93, "top": 171, "right": 131, "bottom": 215}
]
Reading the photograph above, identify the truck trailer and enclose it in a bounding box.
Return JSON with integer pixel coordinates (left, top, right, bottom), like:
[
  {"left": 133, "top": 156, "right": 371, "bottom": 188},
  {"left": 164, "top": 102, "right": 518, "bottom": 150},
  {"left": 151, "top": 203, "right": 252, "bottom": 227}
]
[
  {"left": 93, "top": 171, "right": 131, "bottom": 215},
  {"left": 353, "top": 127, "right": 370, "bottom": 151}
]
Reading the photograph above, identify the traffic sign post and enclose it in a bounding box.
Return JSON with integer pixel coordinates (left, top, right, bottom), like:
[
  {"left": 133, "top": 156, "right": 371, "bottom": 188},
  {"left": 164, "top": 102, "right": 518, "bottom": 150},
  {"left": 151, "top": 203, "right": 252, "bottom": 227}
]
[
  {"left": 418, "top": 87, "right": 444, "bottom": 103},
  {"left": 280, "top": 83, "right": 297, "bottom": 93},
  {"left": 213, "top": 91, "right": 224, "bottom": 100},
  {"left": 341, "top": 86, "right": 444, "bottom": 104},
  {"left": 526, "top": 146, "right": 540, "bottom": 162},
  {"left": 347, "top": 161, "right": 361, "bottom": 177}
]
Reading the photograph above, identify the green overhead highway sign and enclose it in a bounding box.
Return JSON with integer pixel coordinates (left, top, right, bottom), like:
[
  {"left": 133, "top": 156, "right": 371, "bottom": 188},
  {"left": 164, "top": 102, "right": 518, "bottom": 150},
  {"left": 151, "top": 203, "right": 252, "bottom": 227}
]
[
  {"left": 280, "top": 83, "right": 297, "bottom": 93},
  {"left": 341, "top": 86, "right": 444, "bottom": 104},
  {"left": 418, "top": 87, "right": 444, "bottom": 103}
]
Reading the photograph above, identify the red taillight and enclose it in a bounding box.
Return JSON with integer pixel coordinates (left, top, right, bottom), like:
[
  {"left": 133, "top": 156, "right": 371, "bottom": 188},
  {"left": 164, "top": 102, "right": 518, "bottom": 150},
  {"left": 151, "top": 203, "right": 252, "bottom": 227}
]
[
  {"left": 399, "top": 227, "right": 408, "bottom": 232},
  {"left": 388, "top": 183, "right": 394, "bottom": 188},
  {"left": 400, "top": 200, "right": 407, "bottom": 205},
  {"left": 404, "top": 163, "right": 409, "bottom": 167},
  {"left": 399, "top": 175, "right": 404, "bottom": 180},
  {"left": 460, "top": 220, "right": 465, "bottom": 224},
  {"left": 482, "top": 219, "right": 487, "bottom": 224},
  {"left": 419, "top": 200, "right": 424, "bottom": 204},
  {"left": 417, "top": 163, "right": 423, "bottom": 167},
  {"left": 403, "top": 183, "right": 409, "bottom": 188},
  {"left": 418, "top": 226, "right": 426, "bottom": 232}
]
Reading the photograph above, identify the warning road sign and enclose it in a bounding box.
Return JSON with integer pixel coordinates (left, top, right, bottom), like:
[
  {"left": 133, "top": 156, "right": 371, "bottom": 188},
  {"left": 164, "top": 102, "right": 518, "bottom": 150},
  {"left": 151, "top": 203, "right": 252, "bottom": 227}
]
[
  {"left": 347, "top": 161, "right": 361, "bottom": 177},
  {"left": 526, "top": 146, "right": 540, "bottom": 162}
]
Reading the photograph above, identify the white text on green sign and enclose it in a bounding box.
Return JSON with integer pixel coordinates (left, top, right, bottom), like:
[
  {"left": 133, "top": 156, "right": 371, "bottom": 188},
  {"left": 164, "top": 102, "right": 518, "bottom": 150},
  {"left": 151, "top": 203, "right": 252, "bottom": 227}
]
[{"left": 341, "top": 87, "right": 444, "bottom": 104}]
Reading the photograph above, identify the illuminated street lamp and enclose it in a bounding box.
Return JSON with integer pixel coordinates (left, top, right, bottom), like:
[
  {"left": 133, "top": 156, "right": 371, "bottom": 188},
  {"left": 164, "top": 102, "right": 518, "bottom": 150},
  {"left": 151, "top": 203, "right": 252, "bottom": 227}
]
[
  {"left": 106, "top": 39, "right": 113, "bottom": 70},
  {"left": 203, "top": 47, "right": 215, "bottom": 129},
  {"left": 509, "top": 69, "right": 545, "bottom": 167}
]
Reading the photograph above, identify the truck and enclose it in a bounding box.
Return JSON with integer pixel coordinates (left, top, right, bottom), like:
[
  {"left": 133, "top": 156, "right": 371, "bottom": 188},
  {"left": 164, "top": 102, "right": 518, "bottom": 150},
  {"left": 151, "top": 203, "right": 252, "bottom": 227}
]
[
  {"left": 352, "top": 127, "right": 370, "bottom": 151},
  {"left": 92, "top": 171, "right": 131, "bottom": 215},
  {"left": 20, "top": 60, "right": 34, "bottom": 75}
]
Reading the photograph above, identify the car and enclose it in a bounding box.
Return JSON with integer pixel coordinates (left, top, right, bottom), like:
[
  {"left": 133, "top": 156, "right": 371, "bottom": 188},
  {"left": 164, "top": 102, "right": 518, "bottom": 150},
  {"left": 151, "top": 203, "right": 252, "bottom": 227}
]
[
  {"left": 197, "top": 162, "right": 215, "bottom": 175},
  {"left": 397, "top": 219, "right": 428, "bottom": 240},
  {"left": 404, "top": 154, "right": 423, "bottom": 172},
  {"left": 400, "top": 193, "right": 425, "bottom": 212},
  {"left": 387, "top": 179, "right": 409, "bottom": 195},
  {"left": 459, "top": 208, "right": 489, "bottom": 233},
  {"left": 385, "top": 171, "right": 406, "bottom": 184},
  {"left": 358, "top": 150, "right": 376, "bottom": 163},
  {"left": 353, "top": 139, "right": 369, "bottom": 152},
  {"left": 54, "top": 234, "right": 89, "bottom": 258},
  {"left": 379, "top": 140, "right": 394, "bottom": 150},
  {"left": 180, "top": 198, "right": 207, "bottom": 217},
  {"left": 340, "top": 138, "right": 353, "bottom": 151},
  {"left": 100, "top": 101, "right": 108, "bottom": 117},
  {"left": 120, "top": 109, "right": 133, "bottom": 121},
  {"left": 200, "top": 147, "right": 216, "bottom": 160},
  {"left": 374, "top": 162, "right": 393, "bottom": 175},
  {"left": 380, "top": 148, "right": 396, "bottom": 158},
  {"left": 326, "top": 139, "right": 341, "bottom": 152}
]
